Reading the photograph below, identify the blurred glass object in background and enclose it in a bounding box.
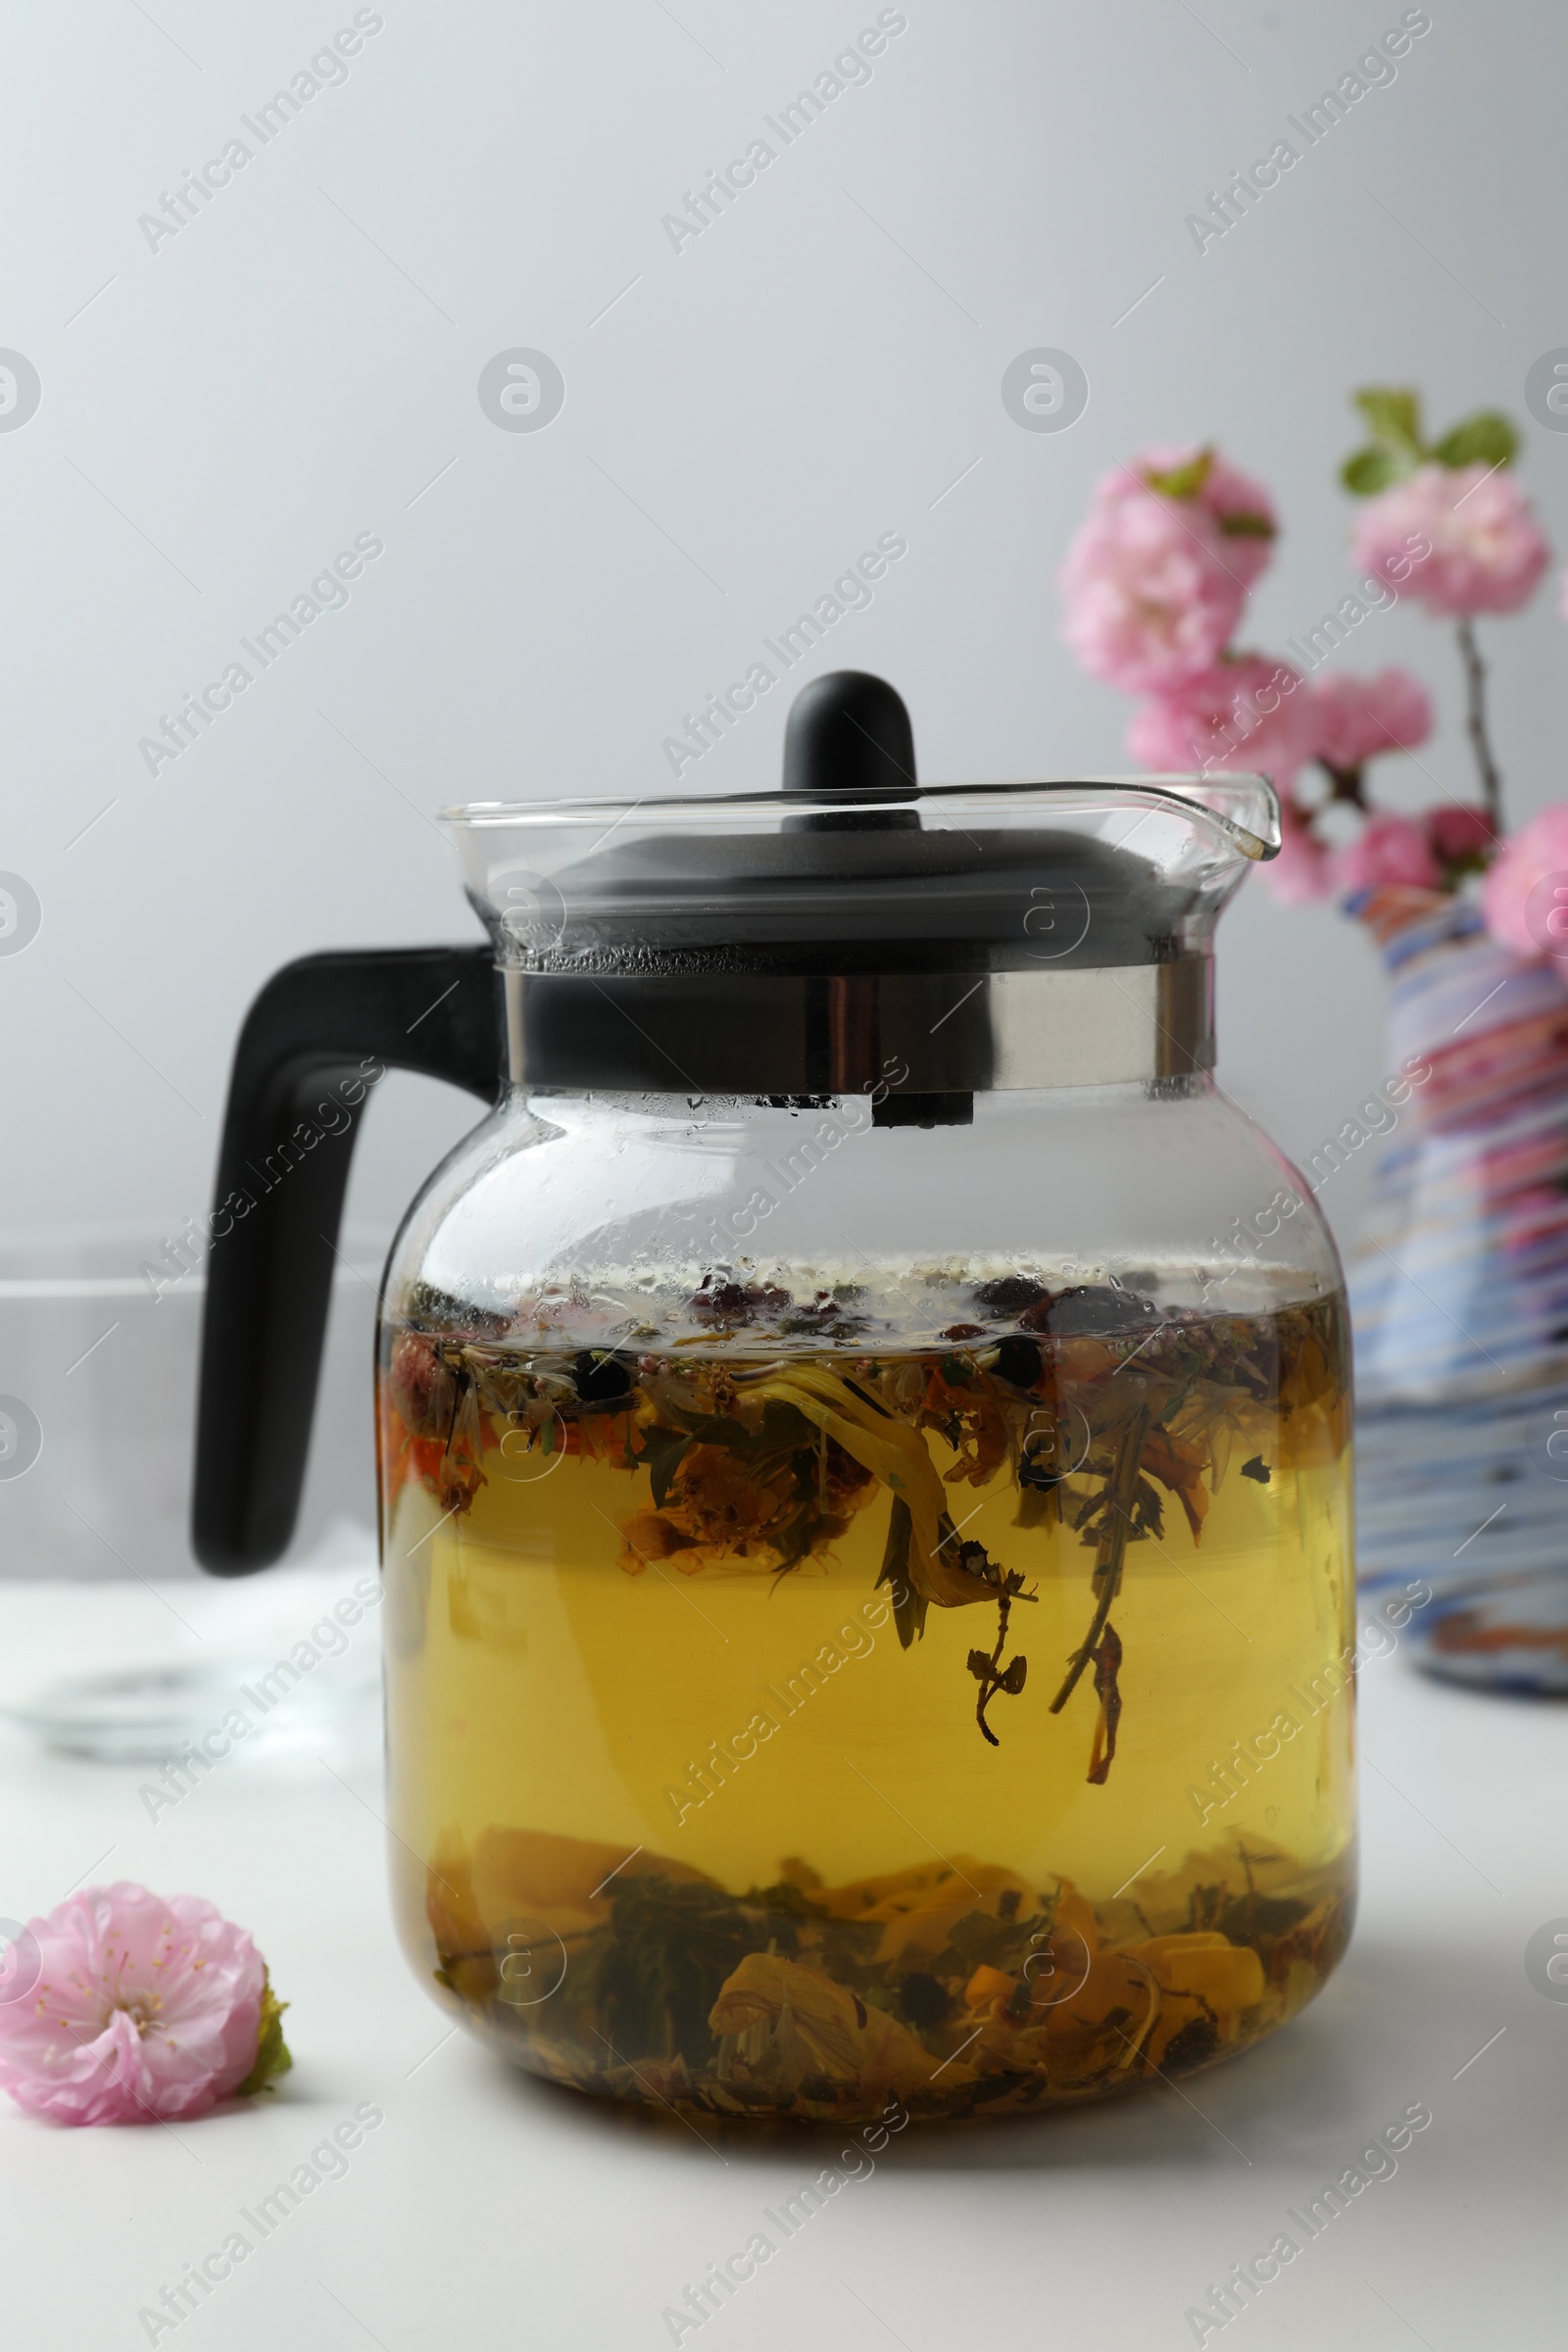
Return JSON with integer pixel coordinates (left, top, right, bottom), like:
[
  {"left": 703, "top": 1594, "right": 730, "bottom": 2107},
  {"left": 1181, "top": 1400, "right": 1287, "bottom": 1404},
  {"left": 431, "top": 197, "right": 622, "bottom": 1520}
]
[{"left": 0, "top": 1221, "right": 384, "bottom": 1762}]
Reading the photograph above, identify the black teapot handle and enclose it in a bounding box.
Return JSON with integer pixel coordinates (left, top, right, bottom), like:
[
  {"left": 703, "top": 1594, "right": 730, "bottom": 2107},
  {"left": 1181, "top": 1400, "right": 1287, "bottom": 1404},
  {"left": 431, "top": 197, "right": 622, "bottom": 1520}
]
[{"left": 193, "top": 946, "right": 499, "bottom": 1574}]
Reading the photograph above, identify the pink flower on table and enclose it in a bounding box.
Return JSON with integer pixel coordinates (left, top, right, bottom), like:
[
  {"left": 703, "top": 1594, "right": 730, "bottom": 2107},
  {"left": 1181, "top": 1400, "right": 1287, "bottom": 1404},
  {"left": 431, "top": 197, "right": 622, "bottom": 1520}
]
[
  {"left": 0, "top": 1883, "right": 288, "bottom": 2125},
  {"left": 1353, "top": 463, "right": 1550, "bottom": 617},
  {"left": 1126, "top": 653, "right": 1316, "bottom": 795},
  {"left": 1426, "top": 804, "right": 1496, "bottom": 866},
  {"left": 1333, "top": 814, "right": 1442, "bottom": 898},
  {"left": 1059, "top": 480, "right": 1245, "bottom": 695},
  {"left": 1309, "top": 668, "right": 1434, "bottom": 773},
  {"left": 1482, "top": 803, "right": 1568, "bottom": 961}
]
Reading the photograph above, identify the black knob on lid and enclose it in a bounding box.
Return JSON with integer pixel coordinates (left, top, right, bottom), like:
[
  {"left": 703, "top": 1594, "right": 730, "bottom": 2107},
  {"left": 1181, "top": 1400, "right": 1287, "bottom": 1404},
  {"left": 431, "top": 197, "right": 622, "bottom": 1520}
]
[{"left": 782, "top": 670, "right": 916, "bottom": 798}]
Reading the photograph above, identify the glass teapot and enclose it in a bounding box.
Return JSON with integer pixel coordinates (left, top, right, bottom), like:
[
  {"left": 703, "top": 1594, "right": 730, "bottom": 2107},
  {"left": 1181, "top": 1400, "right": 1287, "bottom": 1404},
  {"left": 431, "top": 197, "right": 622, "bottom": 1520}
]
[{"left": 194, "top": 671, "right": 1353, "bottom": 2125}]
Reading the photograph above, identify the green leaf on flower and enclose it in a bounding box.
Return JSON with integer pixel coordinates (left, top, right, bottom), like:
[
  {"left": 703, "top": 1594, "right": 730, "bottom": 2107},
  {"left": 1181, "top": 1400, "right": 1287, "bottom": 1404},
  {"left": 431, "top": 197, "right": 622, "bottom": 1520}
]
[
  {"left": 1217, "top": 511, "right": 1275, "bottom": 539},
  {"left": 236, "top": 1971, "right": 293, "bottom": 2098},
  {"left": 1143, "top": 448, "right": 1214, "bottom": 499},
  {"left": 1352, "top": 386, "right": 1424, "bottom": 452},
  {"left": 1340, "top": 444, "right": 1414, "bottom": 496},
  {"left": 1430, "top": 410, "right": 1518, "bottom": 470}
]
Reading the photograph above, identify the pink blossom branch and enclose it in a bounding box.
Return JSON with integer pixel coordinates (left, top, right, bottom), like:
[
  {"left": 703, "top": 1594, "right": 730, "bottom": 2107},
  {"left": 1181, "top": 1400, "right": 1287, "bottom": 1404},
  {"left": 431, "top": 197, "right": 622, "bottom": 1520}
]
[
  {"left": 1456, "top": 618, "right": 1504, "bottom": 835},
  {"left": 1315, "top": 759, "right": 1368, "bottom": 810}
]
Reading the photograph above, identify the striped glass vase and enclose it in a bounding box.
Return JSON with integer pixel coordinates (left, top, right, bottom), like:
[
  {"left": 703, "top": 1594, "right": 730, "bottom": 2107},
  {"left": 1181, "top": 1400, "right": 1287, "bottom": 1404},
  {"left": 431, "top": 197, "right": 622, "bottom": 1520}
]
[{"left": 1352, "top": 894, "right": 1568, "bottom": 1691}]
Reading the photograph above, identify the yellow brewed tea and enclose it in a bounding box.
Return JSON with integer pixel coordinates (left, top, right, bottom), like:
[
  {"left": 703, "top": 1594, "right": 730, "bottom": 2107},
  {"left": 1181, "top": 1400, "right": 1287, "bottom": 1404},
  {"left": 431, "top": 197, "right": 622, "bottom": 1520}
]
[{"left": 379, "top": 1271, "right": 1354, "bottom": 2122}]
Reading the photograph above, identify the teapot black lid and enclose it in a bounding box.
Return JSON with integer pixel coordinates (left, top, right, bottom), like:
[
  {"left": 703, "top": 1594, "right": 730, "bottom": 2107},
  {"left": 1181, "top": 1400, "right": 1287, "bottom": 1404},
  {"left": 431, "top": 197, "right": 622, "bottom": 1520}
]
[{"left": 450, "top": 671, "right": 1273, "bottom": 977}]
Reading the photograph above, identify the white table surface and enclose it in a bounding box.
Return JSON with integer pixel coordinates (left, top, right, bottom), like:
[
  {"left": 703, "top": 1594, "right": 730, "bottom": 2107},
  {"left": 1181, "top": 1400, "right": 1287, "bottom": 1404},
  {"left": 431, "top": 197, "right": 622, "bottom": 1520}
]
[{"left": 2, "top": 1568, "right": 1564, "bottom": 2352}]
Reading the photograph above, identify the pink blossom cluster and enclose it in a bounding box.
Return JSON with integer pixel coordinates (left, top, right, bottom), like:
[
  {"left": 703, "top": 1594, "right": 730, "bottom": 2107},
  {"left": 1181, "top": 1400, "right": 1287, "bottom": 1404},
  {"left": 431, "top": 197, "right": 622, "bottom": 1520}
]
[
  {"left": 1059, "top": 432, "right": 1552, "bottom": 919},
  {"left": 1124, "top": 653, "right": 1307, "bottom": 788},
  {"left": 1354, "top": 464, "right": 1549, "bottom": 617},
  {"left": 1483, "top": 806, "right": 1568, "bottom": 963},
  {"left": 1334, "top": 806, "right": 1494, "bottom": 898},
  {"left": 1312, "top": 668, "right": 1434, "bottom": 775},
  {"left": 1257, "top": 800, "right": 1495, "bottom": 910},
  {"left": 1058, "top": 446, "right": 1275, "bottom": 695}
]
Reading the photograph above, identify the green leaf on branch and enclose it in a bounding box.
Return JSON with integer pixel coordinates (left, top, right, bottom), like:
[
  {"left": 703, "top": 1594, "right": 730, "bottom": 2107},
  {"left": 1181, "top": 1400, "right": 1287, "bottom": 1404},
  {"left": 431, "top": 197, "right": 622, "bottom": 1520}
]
[
  {"left": 1431, "top": 411, "right": 1518, "bottom": 470},
  {"left": 1217, "top": 511, "right": 1275, "bottom": 539},
  {"left": 1341, "top": 444, "right": 1414, "bottom": 496},
  {"left": 1143, "top": 448, "right": 1215, "bottom": 499},
  {"left": 1353, "top": 385, "right": 1424, "bottom": 452}
]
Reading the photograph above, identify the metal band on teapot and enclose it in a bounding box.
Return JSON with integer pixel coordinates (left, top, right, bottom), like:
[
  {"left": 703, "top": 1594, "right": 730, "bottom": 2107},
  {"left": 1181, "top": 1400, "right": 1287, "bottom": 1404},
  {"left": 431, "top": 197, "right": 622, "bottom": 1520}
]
[{"left": 501, "top": 957, "right": 1213, "bottom": 1096}]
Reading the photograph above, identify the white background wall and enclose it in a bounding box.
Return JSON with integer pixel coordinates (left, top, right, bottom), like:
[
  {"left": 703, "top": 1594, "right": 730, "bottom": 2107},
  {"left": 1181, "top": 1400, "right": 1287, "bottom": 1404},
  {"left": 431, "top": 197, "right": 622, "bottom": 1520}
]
[{"left": 4, "top": 0, "right": 1565, "bottom": 1258}]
